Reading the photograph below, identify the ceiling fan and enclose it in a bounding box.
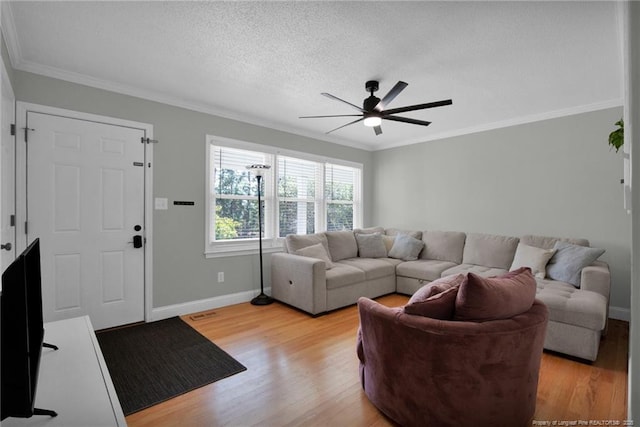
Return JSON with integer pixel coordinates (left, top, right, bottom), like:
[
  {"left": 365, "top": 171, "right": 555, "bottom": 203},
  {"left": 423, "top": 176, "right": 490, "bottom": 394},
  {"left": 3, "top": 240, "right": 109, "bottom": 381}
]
[{"left": 300, "top": 80, "right": 452, "bottom": 136}]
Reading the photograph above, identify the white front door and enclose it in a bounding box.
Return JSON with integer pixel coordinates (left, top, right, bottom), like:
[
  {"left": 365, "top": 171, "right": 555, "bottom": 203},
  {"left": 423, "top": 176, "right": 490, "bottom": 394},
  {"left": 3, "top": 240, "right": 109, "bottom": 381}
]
[
  {"left": 26, "top": 111, "right": 147, "bottom": 330},
  {"left": 0, "top": 59, "right": 16, "bottom": 272}
]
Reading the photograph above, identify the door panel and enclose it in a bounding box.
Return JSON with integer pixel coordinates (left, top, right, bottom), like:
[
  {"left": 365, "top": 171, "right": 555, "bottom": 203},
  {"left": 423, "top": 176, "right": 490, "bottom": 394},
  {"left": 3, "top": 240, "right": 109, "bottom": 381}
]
[{"left": 27, "top": 112, "right": 145, "bottom": 329}]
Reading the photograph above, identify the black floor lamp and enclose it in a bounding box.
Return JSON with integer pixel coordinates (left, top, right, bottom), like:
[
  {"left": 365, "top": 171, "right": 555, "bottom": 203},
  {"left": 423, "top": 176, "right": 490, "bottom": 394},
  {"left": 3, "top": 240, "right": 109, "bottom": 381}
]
[{"left": 246, "top": 164, "right": 274, "bottom": 306}]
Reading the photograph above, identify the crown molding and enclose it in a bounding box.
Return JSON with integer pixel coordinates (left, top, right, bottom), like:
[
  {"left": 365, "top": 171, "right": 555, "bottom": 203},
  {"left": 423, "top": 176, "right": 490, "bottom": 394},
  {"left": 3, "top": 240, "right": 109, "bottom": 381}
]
[
  {"left": 7, "top": 50, "right": 373, "bottom": 152},
  {"left": 372, "top": 98, "right": 624, "bottom": 151},
  {"left": 1, "top": 2, "right": 21, "bottom": 69}
]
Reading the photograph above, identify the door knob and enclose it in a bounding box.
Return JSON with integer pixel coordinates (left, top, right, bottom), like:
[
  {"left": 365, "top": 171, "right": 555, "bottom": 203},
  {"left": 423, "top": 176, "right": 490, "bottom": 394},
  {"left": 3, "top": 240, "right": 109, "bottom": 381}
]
[
  {"left": 128, "top": 235, "right": 143, "bottom": 248},
  {"left": 1, "top": 242, "right": 12, "bottom": 251}
]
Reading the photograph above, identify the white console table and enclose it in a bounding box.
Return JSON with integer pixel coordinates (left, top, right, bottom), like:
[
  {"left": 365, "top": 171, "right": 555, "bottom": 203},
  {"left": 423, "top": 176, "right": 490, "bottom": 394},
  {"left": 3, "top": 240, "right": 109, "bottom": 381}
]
[{"left": 2, "top": 316, "right": 126, "bottom": 427}]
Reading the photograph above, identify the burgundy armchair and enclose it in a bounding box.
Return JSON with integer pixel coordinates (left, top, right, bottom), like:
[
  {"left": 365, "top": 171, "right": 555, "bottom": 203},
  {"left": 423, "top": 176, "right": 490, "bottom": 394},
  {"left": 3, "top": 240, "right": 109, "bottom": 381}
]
[{"left": 356, "top": 296, "right": 548, "bottom": 427}]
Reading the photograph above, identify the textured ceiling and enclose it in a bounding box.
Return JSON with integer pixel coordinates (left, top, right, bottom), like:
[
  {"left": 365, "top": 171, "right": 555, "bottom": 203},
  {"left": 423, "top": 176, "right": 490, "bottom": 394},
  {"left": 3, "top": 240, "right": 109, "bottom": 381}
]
[{"left": 1, "top": 1, "right": 623, "bottom": 151}]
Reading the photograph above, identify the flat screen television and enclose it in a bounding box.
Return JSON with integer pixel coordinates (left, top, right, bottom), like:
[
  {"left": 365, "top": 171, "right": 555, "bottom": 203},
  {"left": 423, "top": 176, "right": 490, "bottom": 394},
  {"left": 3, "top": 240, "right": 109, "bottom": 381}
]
[{"left": 1, "top": 238, "right": 57, "bottom": 420}]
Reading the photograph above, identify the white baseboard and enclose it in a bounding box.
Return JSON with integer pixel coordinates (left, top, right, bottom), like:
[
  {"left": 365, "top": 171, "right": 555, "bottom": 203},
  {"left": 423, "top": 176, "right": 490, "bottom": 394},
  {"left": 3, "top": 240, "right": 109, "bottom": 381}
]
[
  {"left": 150, "top": 292, "right": 631, "bottom": 324},
  {"left": 609, "top": 305, "right": 630, "bottom": 322},
  {"left": 150, "top": 288, "right": 271, "bottom": 322}
]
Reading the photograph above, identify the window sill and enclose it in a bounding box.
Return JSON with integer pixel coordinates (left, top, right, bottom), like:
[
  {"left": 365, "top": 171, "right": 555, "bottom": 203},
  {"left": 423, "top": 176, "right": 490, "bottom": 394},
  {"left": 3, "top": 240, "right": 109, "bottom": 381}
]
[{"left": 204, "top": 240, "right": 285, "bottom": 259}]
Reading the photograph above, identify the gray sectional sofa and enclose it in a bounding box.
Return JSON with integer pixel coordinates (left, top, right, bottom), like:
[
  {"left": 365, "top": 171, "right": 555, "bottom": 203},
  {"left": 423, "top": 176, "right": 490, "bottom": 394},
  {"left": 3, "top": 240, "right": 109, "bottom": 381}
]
[{"left": 270, "top": 227, "right": 610, "bottom": 361}]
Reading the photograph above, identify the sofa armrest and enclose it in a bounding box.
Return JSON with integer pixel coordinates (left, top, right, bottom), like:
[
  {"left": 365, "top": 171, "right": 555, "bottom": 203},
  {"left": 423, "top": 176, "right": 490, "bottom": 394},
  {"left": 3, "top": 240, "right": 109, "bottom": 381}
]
[
  {"left": 580, "top": 260, "right": 611, "bottom": 299},
  {"left": 270, "top": 253, "right": 327, "bottom": 315}
]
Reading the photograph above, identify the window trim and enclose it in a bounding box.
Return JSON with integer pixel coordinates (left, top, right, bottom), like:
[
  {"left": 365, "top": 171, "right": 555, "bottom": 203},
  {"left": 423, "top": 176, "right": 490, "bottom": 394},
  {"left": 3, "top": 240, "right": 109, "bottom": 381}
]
[{"left": 205, "top": 135, "right": 363, "bottom": 258}]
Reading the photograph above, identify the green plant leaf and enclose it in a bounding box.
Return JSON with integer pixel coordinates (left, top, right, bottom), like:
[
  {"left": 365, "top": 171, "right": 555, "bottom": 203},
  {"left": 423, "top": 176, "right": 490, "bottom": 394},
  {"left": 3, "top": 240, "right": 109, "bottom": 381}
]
[{"left": 609, "top": 119, "right": 624, "bottom": 153}]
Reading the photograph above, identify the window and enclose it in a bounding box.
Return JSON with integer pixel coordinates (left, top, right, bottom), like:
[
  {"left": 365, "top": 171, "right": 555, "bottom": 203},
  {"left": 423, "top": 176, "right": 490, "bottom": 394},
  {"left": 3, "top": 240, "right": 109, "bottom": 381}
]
[
  {"left": 325, "top": 163, "right": 359, "bottom": 232},
  {"left": 205, "top": 136, "right": 362, "bottom": 257},
  {"left": 278, "top": 156, "right": 318, "bottom": 237},
  {"left": 210, "top": 145, "right": 273, "bottom": 242}
]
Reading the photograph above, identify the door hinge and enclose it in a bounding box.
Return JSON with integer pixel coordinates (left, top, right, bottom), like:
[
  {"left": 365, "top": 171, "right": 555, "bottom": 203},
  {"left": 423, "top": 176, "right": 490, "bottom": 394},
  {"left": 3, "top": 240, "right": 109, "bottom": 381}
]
[
  {"left": 24, "top": 221, "right": 28, "bottom": 234},
  {"left": 10, "top": 214, "right": 15, "bottom": 227},
  {"left": 141, "top": 137, "right": 158, "bottom": 144},
  {"left": 10, "top": 124, "right": 16, "bottom": 136}
]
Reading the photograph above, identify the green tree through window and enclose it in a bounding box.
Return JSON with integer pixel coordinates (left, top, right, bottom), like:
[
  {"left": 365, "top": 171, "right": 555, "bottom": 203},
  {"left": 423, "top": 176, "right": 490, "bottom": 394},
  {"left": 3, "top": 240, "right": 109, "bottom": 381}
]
[{"left": 207, "top": 142, "right": 361, "bottom": 248}]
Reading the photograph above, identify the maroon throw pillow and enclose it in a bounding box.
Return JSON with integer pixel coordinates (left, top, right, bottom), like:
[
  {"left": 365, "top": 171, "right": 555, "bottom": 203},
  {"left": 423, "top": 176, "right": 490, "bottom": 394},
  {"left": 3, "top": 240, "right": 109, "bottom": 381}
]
[
  {"left": 407, "top": 274, "right": 466, "bottom": 305},
  {"left": 404, "top": 286, "right": 460, "bottom": 320},
  {"left": 454, "top": 267, "right": 537, "bottom": 322}
]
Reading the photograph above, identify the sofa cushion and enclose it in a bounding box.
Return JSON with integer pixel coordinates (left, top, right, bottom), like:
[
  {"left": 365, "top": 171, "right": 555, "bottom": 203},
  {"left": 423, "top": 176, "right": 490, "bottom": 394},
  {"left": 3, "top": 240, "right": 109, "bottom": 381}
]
[
  {"left": 388, "top": 234, "right": 425, "bottom": 261},
  {"left": 509, "top": 243, "right": 556, "bottom": 279},
  {"left": 285, "top": 232, "right": 329, "bottom": 255},
  {"left": 385, "top": 228, "right": 422, "bottom": 240},
  {"left": 535, "top": 278, "right": 607, "bottom": 330},
  {"left": 454, "top": 267, "right": 537, "bottom": 322},
  {"left": 396, "top": 260, "right": 457, "bottom": 282},
  {"left": 378, "top": 257, "right": 404, "bottom": 267},
  {"left": 521, "top": 234, "right": 589, "bottom": 249},
  {"left": 353, "top": 226, "right": 385, "bottom": 235},
  {"left": 404, "top": 286, "right": 459, "bottom": 320},
  {"left": 337, "top": 258, "right": 395, "bottom": 280},
  {"left": 546, "top": 241, "right": 605, "bottom": 287},
  {"left": 462, "top": 233, "right": 519, "bottom": 270},
  {"left": 295, "top": 243, "right": 334, "bottom": 269},
  {"left": 441, "top": 264, "right": 508, "bottom": 279},
  {"left": 325, "top": 264, "right": 366, "bottom": 290},
  {"left": 325, "top": 230, "right": 358, "bottom": 261},
  {"left": 420, "top": 230, "right": 466, "bottom": 264},
  {"left": 355, "top": 233, "right": 387, "bottom": 258}
]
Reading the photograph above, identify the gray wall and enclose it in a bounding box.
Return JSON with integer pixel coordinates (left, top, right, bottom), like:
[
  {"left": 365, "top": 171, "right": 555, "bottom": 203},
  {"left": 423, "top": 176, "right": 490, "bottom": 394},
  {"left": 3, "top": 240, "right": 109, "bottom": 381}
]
[
  {"left": 9, "top": 69, "right": 374, "bottom": 308},
  {"left": 628, "top": 0, "right": 639, "bottom": 420},
  {"left": 372, "top": 107, "right": 631, "bottom": 312}
]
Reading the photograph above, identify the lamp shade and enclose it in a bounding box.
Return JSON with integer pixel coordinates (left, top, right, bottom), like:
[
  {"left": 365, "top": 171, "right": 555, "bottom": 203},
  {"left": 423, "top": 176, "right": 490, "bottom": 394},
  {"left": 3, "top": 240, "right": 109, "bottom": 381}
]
[{"left": 246, "top": 164, "right": 271, "bottom": 177}]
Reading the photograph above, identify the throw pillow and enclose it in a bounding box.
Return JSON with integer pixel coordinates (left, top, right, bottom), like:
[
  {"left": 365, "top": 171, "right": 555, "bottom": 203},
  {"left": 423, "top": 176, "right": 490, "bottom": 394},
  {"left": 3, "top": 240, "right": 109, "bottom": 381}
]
[
  {"left": 355, "top": 233, "right": 387, "bottom": 258},
  {"left": 408, "top": 273, "right": 467, "bottom": 304},
  {"left": 382, "top": 235, "right": 395, "bottom": 253},
  {"left": 388, "top": 234, "right": 424, "bottom": 261},
  {"left": 295, "top": 243, "right": 334, "bottom": 269},
  {"left": 404, "top": 274, "right": 466, "bottom": 319},
  {"left": 454, "top": 267, "right": 537, "bottom": 322},
  {"left": 325, "top": 230, "right": 358, "bottom": 261},
  {"left": 546, "top": 241, "right": 605, "bottom": 287},
  {"left": 509, "top": 243, "right": 556, "bottom": 279},
  {"left": 404, "top": 286, "right": 459, "bottom": 320}
]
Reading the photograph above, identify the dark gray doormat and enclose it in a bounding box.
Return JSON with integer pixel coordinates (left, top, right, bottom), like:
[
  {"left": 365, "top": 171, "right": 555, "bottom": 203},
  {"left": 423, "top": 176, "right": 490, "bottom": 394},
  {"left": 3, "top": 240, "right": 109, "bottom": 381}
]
[{"left": 96, "top": 316, "right": 246, "bottom": 415}]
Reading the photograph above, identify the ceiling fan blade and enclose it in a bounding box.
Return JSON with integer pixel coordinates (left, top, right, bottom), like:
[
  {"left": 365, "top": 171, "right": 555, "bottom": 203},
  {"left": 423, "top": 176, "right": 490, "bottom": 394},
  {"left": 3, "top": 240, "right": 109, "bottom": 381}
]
[
  {"left": 383, "top": 115, "right": 432, "bottom": 127},
  {"left": 374, "top": 125, "right": 382, "bottom": 136},
  {"left": 374, "top": 81, "right": 408, "bottom": 112},
  {"left": 382, "top": 99, "right": 453, "bottom": 115},
  {"left": 326, "top": 117, "right": 364, "bottom": 134},
  {"left": 321, "top": 93, "right": 366, "bottom": 113},
  {"left": 299, "top": 114, "right": 363, "bottom": 119}
]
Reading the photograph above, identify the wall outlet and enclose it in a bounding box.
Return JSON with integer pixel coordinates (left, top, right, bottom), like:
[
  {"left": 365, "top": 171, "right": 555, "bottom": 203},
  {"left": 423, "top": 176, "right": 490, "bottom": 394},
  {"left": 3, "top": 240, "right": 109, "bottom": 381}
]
[{"left": 217, "top": 272, "right": 224, "bottom": 283}]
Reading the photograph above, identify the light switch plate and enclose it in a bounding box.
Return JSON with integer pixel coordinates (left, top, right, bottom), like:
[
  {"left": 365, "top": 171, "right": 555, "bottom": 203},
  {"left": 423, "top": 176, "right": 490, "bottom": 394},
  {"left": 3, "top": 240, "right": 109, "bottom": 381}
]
[{"left": 155, "top": 197, "right": 168, "bottom": 210}]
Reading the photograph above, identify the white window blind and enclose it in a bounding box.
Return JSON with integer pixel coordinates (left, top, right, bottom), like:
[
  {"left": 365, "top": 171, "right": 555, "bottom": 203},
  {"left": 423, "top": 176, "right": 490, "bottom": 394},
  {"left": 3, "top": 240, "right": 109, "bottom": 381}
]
[
  {"left": 278, "top": 156, "right": 319, "bottom": 237},
  {"left": 325, "top": 163, "right": 359, "bottom": 231},
  {"left": 205, "top": 136, "right": 362, "bottom": 256}
]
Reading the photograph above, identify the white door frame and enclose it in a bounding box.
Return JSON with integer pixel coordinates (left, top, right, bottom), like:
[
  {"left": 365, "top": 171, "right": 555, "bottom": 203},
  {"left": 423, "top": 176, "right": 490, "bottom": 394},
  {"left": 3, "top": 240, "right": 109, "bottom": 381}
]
[
  {"left": 16, "top": 102, "right": 154, "bottom": 323},
  {"left": 0, "top": 53, "right": 16, "bottom": 270}
]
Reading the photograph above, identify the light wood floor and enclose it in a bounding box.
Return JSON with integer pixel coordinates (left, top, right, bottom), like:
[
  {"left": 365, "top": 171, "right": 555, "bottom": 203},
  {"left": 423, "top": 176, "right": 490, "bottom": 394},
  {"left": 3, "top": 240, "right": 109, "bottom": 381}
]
[{"left": 125, "top": 294, "right": 629, "bottom": 427}]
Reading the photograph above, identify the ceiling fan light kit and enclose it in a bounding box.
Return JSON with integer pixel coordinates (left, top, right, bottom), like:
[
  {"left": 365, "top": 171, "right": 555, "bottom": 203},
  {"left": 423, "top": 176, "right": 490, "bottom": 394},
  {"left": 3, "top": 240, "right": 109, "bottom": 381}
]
[
  {"left": 363, "top": 116, "right": 382, "bottom": 127},
  {"left": 300, "top": 80, "right": 452, "bottom": 136}
]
